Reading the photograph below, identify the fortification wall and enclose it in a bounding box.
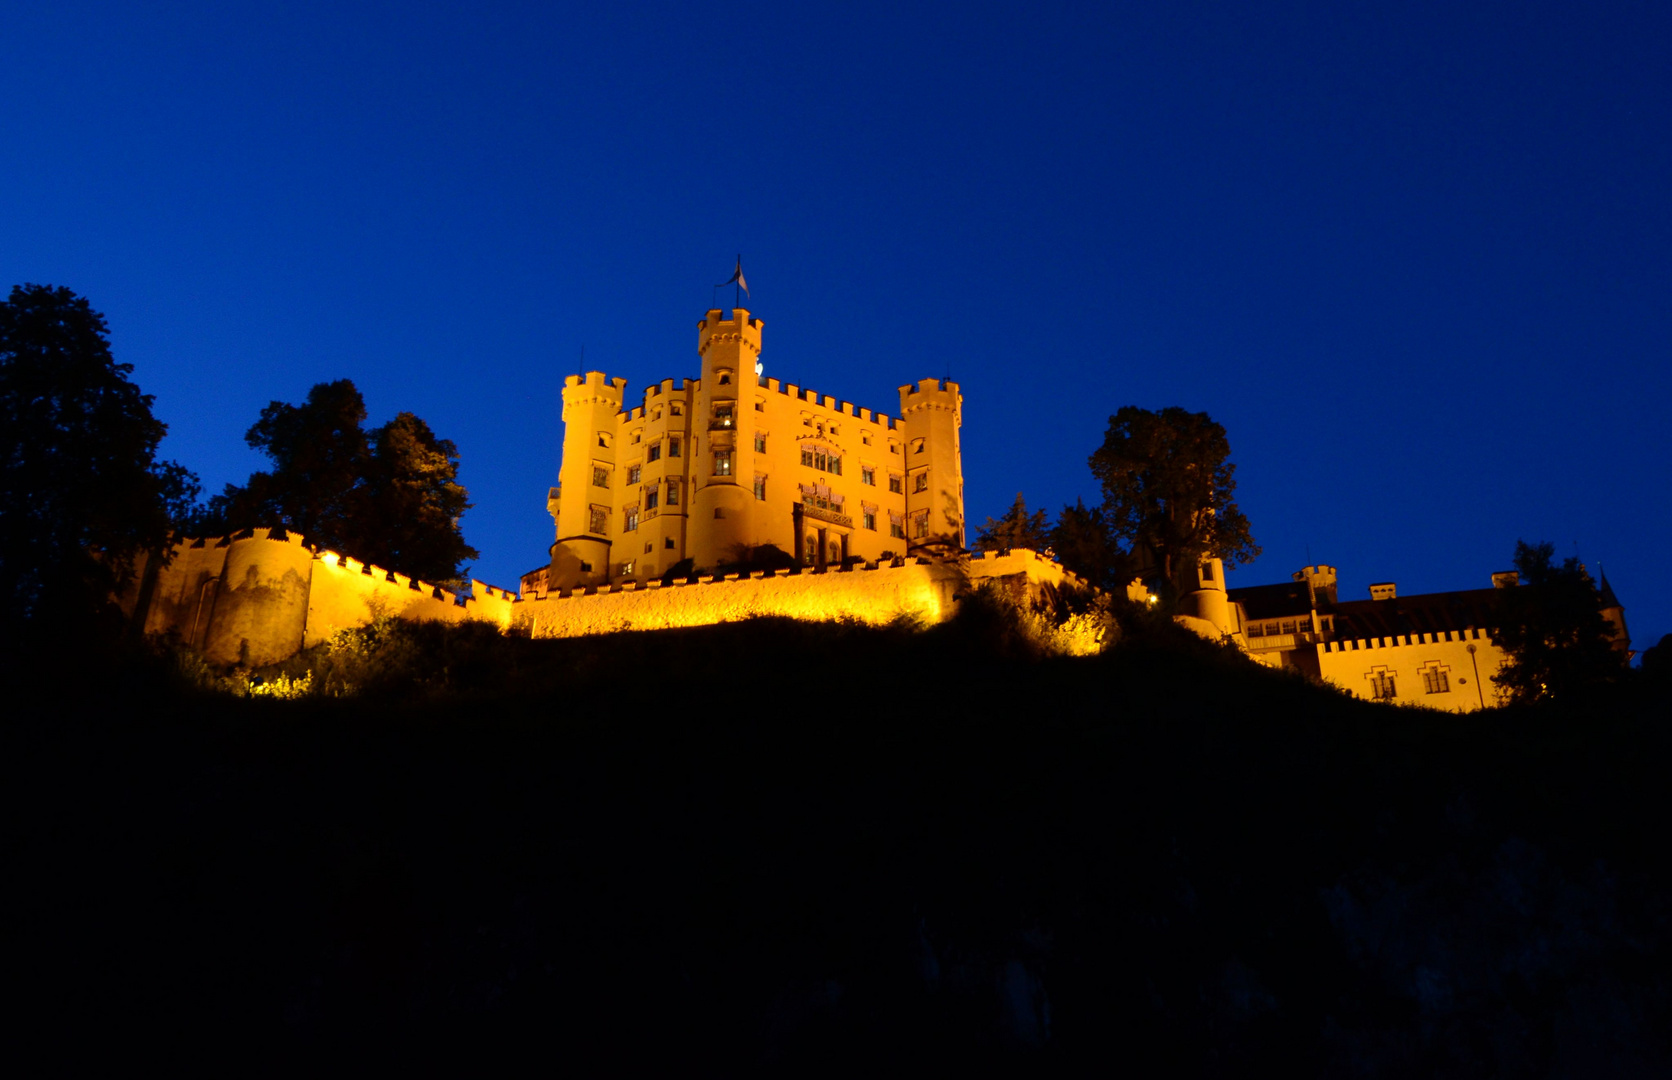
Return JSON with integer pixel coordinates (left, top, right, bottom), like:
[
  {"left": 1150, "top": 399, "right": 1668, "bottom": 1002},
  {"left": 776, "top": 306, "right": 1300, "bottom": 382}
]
[
  {"left": 1316, "top": 628, "right": 1504, "bottom": 712},
  {"left": 511, "top": 558, "right": 964, "bottom": 639},
  {"left": 302, "top": 551, "right": 516, "bottom": 648}
]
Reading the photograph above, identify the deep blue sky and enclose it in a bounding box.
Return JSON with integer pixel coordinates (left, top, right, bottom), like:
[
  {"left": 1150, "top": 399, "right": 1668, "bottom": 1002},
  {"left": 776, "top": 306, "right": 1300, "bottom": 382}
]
[{"left": 5, "top": 1, "right": 1668, "bottom": 653}]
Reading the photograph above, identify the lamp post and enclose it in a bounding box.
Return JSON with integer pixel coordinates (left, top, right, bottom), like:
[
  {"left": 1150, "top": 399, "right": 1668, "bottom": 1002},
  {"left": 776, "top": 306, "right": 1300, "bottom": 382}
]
[{"left": 1467, "top": 643, "right": 1485, "bottom": 710}]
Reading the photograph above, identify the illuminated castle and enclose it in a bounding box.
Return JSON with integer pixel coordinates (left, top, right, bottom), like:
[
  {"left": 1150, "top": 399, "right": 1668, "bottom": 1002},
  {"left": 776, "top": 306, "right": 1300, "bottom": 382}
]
[{"left": 539, "top": 307, "right": 965, "bottom": 590}]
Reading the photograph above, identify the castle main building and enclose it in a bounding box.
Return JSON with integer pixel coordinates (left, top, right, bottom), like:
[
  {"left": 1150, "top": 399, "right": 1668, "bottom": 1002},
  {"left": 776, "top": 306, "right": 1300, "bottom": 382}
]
[{"left": 545, "top": 307, "right": 965, "bottom": 588}]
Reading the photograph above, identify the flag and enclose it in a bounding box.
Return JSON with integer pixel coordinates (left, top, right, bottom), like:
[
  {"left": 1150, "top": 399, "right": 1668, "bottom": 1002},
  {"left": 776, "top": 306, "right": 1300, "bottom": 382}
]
[{"left": 717, "top": 257, "right": 749, "bottom": 297}]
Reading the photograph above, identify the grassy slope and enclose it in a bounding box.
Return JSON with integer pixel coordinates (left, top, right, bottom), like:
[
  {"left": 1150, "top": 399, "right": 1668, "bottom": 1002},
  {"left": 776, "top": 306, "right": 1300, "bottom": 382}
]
[{"left": 8, "top": 612, "right": 1671, "bottom": 1072}]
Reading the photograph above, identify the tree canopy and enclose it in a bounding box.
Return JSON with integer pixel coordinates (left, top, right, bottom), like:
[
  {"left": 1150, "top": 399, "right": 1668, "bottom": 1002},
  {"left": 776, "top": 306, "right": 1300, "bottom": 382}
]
[
  {"left": 1049, "top": 498, "right": 1130, "bottom": 593},
  {"left": 207, "top": 380, "right": 478, "bottom": 582},
  {"left": 0, "top": 284, "right": 199, "bottom": 631},
  {"left": 1088, "top": 406, "right": 1258, "bottom": 601},
  {"left": 1492, "top": 540, "right": 1627, "bottom": 704},
  {"left": 973, "top": 492, "right": 1051, "bottom": 554}
]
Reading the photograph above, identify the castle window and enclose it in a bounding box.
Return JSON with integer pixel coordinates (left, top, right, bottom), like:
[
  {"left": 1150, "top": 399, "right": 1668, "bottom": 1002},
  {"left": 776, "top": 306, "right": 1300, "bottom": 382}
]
[
  {"left": 861, "top": 466, "right": 875, "bottom": 486},
  {"left": 669, "top": 439, "right": 681, "bottom": 457},
  {"left": 666, "top": 481, "right": 679, "bottom": 505},
  {"left": 589, "top": 505, "right": 608, "bottom": 534},
  {"left": 592, "top": 466, "right": 609, "bottom": 488},
  {"left": 803, "top": 534, "right": 816, "bottom": 566},
  {"left": 580, "top": 561, "right": 592, "bottom": 573},
  {"left": 862, "top": 433, "right": 872, "bottom": 445},
  {"left": 645, "top": 488, "right": 659, "bottom": 510},
  {"left": 1279, "top": 620, "right": 1296, "bottom": 635},
  {"left": 624, "top": 507, "right": 639, "bottom": 531},
  {"left": 799, "top": 445, "right": 841, "bottom": 475},
  {"left": 631, "top": 431, "right": 641, "bottom": 444},
  {"left": 755, "top": 400, "right": 765, "bottom": 412},
  {"left": 753, "top": 476, "right": 766, "bottom": 500},
  {"left": 890, "top": 442, "right": 900, "bottom": 455},
  {"left": 670, "top": 403, "right": 682, "bottom": 416},
  {"left": 623, "top": 560, "right": 634, "bottom": 575},
  {"left": 863, "top": 511, "right": 876, "bottom": 531},
  {"left": 755, "top": 435, "right": 766, "bottom": 452},
  {"left": 890, "top": 521, "right": 905, "bottom": 540},
  {"left": 911, "top": 510, "right": 929, "bottom": 539},
  {"left": 648, "top": 443, "right": 661, "bottom": 462},
  {"left": 1202, "top": 562, "right": 1214, "bottom": 582},
  {"left": 913, "top": 472, "right": 929, "bottom": 493},
  {"left": 1368, "top": 670, "right": 1397, "bottom": 700},
  {"left": 1421, "top": 664, "right": 1451, "bottom": 694},
  {"left": 888, "top": 474, "right": 902, "bottom": 494},
  {"left": 653, "top": 408, "right": 662, "bottom": 421},
  {"left": 597, "top": 433, "right": 611, "bottom": 448},
  {"left": 627, "top": 465, "right": 641, "bottom": 485},
  {"left": 719, "top": 373, "right": 731, "bottom": 385},
  {"left": 645, "top": 542, "right": 653, "bottom": 554},
  {"left": 911, "top": 438, "right": 925, "bottom": 455},
  {"left": 714, "top": 450, "right": 733, "bottom": 476},
  {"left": 664, "top": 537, "right": 675, "bottom": 549}
]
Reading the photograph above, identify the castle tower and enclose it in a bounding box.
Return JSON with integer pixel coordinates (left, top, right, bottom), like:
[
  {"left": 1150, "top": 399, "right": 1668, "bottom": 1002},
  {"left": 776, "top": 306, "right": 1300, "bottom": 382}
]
[
  {"left": 551, "top": 372, "right": 627, "bottom": 588},
  {"left": 689, "top": 308, "right": 762, "bottom": 571},
  {"left": 1180, "top": 556, "right": 1233, "bottom": 636},
  {"left": 1292, "top": 564, "right": 1339, "bottom": 606},
  {"left": 897, "top": 378, "right": 965, "bottom": 556}
]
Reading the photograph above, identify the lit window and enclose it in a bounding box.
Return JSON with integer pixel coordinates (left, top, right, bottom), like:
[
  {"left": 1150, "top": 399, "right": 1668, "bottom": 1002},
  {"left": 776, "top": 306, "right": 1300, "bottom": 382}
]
[
  {"left": 669, "top": 439, "right": 681, "bottom": 458},
  {"left": 913, "top": 472, "right": 928, "bottom": 493},
  {"left": 645, "top": 488, "right": 659, "bottom": 510},
  {"left": 803, "top": 534, "right": 816, "bottom": 566},
  {"left": 592, "top": 466, "right": 609, "bottom": 488},
  {"left": 623, "top": 560, "right": 634, "bottom": 575},
  {"left": 888, "top": 474, "right": 902, "bottom": 494},
  {"left": 862, "top": 467, "right": 875, "bottom": 486},
  {"left": 648, "top": 443, "right": 661, "bottom": 462},
  {"left": 627, "top": 465, "right": 641, "bottom": 485},
  {"left": 714, "top": 450, "right": 732, "bottom": 476},
  {"left": 715, "top": 404, "right": 733, "bottom": 419},
  {"left": 624, "top": 507, "right": 639, "bottom": 531},
  {"left": 753, "top": 476, "right": 766, "bottom": 500},
  {"left": 589, "top": 505, "right": 608, "bottom": 534},
  {"left": 755, "top": 435, "right": 766, "bottom": 452},
  {"left": 863, "top": 511, "right": 876, "bottom": 531},
  {"left": 666, "top": 481, "right": 679, "bottom": 505}
]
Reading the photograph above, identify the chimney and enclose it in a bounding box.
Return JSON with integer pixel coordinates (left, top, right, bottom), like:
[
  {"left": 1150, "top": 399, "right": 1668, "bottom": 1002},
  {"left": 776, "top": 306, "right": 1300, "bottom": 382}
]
[{"left": 1369, "top": 582, "right": 1397, "bottom": 601}]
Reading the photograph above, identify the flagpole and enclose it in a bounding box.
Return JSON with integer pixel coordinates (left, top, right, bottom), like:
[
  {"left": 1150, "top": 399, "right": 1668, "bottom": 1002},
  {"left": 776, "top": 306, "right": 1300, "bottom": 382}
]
[{"left": 734, "top": 253, "right": 742, "bottom": 312}]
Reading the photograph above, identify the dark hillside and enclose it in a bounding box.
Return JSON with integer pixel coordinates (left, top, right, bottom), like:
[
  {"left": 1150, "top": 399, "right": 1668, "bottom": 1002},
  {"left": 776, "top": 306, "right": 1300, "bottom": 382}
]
[{"left": 8, "top": 614, "right": 1671, "bottom": 1072}]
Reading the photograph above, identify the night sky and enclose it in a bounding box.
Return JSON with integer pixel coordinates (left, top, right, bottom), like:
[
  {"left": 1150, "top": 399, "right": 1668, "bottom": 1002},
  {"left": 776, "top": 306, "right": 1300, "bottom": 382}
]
[{"left": 5, "top": 2, "right": 1667, "bottom": 653}]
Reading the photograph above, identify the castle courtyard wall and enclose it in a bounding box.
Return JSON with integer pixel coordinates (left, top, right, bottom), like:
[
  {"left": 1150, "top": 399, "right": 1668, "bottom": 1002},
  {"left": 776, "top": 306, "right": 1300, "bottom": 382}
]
[{"left": 1315, "top": 629, "right": 1505, "bottom": 712}]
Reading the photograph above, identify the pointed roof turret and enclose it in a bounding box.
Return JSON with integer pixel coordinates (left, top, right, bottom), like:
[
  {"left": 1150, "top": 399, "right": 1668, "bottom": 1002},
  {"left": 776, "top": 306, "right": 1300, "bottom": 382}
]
[{"left": 1598, "top": 567, "right": 1622, "bottom": 610}]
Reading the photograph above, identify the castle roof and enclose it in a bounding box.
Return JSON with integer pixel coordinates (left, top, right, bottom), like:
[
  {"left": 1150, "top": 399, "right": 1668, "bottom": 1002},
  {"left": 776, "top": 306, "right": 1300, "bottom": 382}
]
[
  {"left": 1599, "top": 568, "right": 1622, "bottom": 610},
  {"left": 1227, "top": 580, "right": 1316, "bottom": 620},
  {"left": 1328, "top": 587, "right": 1503, "bottom": 640}
]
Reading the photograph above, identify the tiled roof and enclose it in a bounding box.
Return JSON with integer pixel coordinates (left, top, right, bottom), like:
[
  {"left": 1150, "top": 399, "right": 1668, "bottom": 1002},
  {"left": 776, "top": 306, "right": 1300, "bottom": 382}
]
[
  {"left": 1329, "top": 588, "right": 1502, "bottom": 639},
  {"left": 1226, "top": 580, "right": 1316, "bottom": 619}
]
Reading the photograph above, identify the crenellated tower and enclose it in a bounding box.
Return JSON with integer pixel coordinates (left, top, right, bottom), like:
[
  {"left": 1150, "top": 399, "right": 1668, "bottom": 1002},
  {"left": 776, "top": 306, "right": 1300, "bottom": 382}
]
[
  {"left": 897, "top": 378, "right": 964, "bottom": 556},
  {"left": 552, "top": 372, "right": 627, "bottom": 588},
  {"left": 690, "top": 308, "right": 763, "bottom": 571}
]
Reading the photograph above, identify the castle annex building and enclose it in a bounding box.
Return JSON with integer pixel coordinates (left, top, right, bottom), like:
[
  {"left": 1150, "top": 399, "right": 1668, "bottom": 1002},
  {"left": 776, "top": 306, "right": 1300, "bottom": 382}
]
[{"left": 540, "top": 307, "right": 965, "bottom": 591}]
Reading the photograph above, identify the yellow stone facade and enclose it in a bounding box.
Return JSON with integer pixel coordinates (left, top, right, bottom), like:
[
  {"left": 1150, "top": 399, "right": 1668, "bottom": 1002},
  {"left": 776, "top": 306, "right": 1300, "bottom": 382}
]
[{"left": 544, "top": 307, "right": 964, "bottom": 589}]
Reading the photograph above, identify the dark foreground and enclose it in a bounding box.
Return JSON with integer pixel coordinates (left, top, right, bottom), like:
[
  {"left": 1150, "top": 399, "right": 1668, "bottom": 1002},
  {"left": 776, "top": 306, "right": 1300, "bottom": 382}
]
[{"left": 8, "top": 612, "right": 1671, "bottom": 1073}]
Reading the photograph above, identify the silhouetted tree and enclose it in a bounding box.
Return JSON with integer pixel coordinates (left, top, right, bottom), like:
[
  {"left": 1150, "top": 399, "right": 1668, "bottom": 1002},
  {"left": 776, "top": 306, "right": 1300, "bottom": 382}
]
[
  {"left": 1050, "top": 498, "right": 1131, "bottom": 592},
  {"left": 973, "top": 492, "right": 1051, "bottom": 554},
  {"left": 1492, "top": 540, "right": 1627, "bottom": 704},
  {"left": 0, "top": 285, "right": 200, "bottom": 634},
  {"left": 207, "top": 380, "right": 477, "bottom": 582},
  {"left": 1089, "top": 406, "right": 1258, "bottom": 603}
]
